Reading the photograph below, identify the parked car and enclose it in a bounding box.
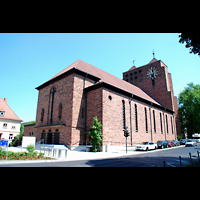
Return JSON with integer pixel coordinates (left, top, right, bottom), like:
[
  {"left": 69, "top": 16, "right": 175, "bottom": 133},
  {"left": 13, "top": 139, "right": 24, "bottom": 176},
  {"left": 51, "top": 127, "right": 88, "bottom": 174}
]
[
  {"left": 157, "top": 141, "right": 168, "bottom": 149},
  {"left": 173, "top": 140, "right": 180, "bottom": 146},
  {"left": 136, "top": 142, "right": 157, "bottom": 151},
  {"left": 185, "top": 139, "right": 197, "bottom": 147},
  {"left": 180, "top": 139, "right": 187, "bottom": 145},
  {"left": 166, "top": 140, "right": 175, "bottom": 147}
]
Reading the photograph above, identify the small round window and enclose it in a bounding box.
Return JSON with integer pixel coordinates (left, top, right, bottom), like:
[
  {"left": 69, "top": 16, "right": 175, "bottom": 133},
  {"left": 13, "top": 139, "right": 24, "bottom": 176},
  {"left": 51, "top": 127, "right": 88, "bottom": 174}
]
[{"left": 108, "top": 95, "right": 112, "bottom": 100}]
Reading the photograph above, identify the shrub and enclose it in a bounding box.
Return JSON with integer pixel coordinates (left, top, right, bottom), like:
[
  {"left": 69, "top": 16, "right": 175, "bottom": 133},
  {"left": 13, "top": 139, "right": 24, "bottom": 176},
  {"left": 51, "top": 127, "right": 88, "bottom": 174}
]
[{"left": 27, "top": 144, "right": 35, "bottom": 153}]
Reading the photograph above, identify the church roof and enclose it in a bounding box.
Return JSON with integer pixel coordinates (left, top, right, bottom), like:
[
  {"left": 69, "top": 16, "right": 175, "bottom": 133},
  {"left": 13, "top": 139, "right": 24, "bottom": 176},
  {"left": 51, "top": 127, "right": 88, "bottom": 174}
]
[
  {"left": 37, "top": 59, "right": 161, "bottom": 106},
  {"left": 148, "top": 58, "right": 158, "bottom": 64},
  {"left": 0, "top": 98, "right": 22, "bottom": 121}
]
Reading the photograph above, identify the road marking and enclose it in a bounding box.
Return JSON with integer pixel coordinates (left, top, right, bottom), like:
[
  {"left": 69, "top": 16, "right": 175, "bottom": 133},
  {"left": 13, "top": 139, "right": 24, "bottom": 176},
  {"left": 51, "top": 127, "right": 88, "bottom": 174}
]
[{"left": 166, "top": 163, "right": 176, "bottom": 167}]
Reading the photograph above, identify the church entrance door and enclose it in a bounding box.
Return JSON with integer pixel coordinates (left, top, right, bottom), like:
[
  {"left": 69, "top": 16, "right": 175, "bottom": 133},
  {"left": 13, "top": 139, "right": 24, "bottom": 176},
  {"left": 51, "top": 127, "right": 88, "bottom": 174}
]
[
  {"left": 41, "top": 132, "right": 46, "bottom": 144},
  {"left": 47, "top": 132, "right": 52, "bottom": 144},
  {"left": 54, "top": 132, "right": 60, "bottom": 144}
]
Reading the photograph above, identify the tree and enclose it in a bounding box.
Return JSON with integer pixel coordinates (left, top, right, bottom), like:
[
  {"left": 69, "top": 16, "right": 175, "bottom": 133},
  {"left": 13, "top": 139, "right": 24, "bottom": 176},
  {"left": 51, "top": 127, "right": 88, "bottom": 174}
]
[
  {"left": 89, "top": 116, "right": 103, "bottom": 152},
  {"left": 178, "top": 83, "right": 200, "bottom": 138},
  {"left": 179, "top": 33, "right": 200, "bottom": 56},
  {"left": 11, "top": 123, "right": 24, "bottom": 146}
]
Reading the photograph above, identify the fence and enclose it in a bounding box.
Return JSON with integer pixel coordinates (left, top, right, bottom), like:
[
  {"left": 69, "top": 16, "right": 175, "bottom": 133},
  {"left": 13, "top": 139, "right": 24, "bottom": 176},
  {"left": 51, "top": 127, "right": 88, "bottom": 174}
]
[
  {"left": 163, "top": 151, "right": 200, "bottom": 167},
  {"left": 39, "top": 147, "right": 68, "bottom": 159}
]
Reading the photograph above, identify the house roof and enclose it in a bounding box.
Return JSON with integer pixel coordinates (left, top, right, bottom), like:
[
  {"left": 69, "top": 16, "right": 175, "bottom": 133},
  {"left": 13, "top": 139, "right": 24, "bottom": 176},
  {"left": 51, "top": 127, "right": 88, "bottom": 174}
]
[
  {"left": 0, "top": 98, "right": 22, "bottom": 121},
  {"left": 36, "top": 59, "right": 161, "bottom": 106}
]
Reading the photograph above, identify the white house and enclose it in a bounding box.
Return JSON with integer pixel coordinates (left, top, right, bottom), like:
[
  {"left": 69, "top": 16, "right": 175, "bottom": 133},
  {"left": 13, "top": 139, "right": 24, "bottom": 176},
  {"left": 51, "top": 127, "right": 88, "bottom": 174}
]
[{"left": 0, "top": 98, "right": 22, "bottom": 144}]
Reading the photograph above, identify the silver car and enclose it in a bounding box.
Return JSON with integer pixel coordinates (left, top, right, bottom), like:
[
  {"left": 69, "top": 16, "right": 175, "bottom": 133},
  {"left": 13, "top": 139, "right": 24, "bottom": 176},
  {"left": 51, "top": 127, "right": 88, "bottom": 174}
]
[{"left": 185, "top": 139, "right": 197, "bottom": 147}]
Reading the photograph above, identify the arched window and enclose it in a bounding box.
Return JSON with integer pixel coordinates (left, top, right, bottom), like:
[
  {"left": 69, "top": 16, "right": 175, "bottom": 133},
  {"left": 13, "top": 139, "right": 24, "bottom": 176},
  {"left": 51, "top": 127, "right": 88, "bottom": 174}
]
[
  {"left": 58, "top": 103, "right": 62, "bottom": 120},
  {"left": 41, "top": 108, "right": 44, "bottom": 122}
]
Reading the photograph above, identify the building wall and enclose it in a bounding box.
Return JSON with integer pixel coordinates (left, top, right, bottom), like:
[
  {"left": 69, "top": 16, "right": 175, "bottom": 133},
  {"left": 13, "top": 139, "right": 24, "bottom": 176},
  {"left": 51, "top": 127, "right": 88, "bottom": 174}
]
[
  {"left": 0, "top": 119, "right": 21, "bottom": 143},
  {"left": 101, "top": 88, "right": 176, "bottom": 146},
  {"left": 24, "top": 73, "right": 96, "bottom": 146}
]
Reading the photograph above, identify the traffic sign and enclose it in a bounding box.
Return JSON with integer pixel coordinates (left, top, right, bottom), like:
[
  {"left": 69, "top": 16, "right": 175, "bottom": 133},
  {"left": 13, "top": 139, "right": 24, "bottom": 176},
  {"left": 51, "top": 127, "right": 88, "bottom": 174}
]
[{"left": 0, "top": 140, "right": 8, "bottom": 146}]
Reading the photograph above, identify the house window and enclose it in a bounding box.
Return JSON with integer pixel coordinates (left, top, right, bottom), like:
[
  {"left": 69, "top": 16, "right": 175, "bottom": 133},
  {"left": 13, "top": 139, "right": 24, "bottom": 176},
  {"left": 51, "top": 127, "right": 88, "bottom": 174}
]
[
  {"left": 11, "top": 125, "right": 16, "bottom": 129},
  {"left": 171, "top": 116, "right": 174, "bottom": 134},
  {"left": 153, "top": 110, "right": 156, "bottom": 133},
  {"left": 9, "top": 134, "right": 13, "bottom": 140},
  {"left": 160, "top": 113, "right": 163, "bottom": 134},
  {"left": 145, "top": 107, "right": 148, "bottom": 133},
  {"left": 3, "top": 123, "right": 7, "bottom": 128},
  {"left": 122, "top": 100, "right": 126, "bottom": 129},
  {"left": 135, "top": 104, "right": 138, "bottom": 132},
  {"left": 0, "top": 111, "right": 5, "bottom": 117}
]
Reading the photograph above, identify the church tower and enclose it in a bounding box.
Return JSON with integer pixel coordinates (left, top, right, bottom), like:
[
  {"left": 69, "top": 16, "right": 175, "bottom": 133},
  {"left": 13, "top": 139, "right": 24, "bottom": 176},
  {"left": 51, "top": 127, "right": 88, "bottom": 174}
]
[{"left": 123, "top": 56, "right": 181, "bottom": 136}]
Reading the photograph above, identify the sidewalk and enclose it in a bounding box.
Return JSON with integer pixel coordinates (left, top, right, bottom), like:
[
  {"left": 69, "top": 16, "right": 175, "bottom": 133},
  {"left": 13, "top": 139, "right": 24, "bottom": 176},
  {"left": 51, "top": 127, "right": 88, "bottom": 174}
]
[{"left": 0, "top": 146, "right": 143, "bottom": 165}]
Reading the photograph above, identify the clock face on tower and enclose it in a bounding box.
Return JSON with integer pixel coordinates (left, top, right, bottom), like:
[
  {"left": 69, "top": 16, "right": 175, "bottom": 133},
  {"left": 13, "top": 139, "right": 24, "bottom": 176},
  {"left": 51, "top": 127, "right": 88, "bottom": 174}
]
[{"left": 146, "top": 67, "right": 158, "bottom": 80}]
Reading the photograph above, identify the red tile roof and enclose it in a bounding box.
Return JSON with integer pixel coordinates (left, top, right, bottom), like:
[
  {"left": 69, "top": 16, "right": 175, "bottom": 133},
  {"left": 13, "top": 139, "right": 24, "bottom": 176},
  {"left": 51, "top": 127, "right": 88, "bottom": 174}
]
[
  {"left": 40, "top": 59, "right": 161, "bottom": 106},
  {"left": 0, "top": 98, "right": 22, "bottom": 121}
]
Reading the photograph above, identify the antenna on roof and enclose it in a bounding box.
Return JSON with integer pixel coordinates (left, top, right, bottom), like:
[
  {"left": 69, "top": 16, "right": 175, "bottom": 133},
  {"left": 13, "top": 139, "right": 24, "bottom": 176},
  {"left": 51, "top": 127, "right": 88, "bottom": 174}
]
[{"left": 153, "top": 49, "right": 155, "bottom": 58}]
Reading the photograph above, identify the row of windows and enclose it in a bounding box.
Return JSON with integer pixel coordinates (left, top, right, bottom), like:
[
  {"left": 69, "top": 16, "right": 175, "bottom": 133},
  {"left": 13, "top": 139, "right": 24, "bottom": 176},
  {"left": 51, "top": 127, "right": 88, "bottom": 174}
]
[
  {"left": 40, "top": 103, "right": 63, "bottom": 123},
  {"left": 122, "top": 100, "right": 174, "bottom": 134},
  {"left": 2, "top": 123, "right": 16, "bottom": 129}
]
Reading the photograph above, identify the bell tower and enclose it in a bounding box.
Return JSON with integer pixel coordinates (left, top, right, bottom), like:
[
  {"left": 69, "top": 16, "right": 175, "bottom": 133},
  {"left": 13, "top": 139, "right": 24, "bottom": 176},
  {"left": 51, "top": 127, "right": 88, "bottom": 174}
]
[{"left": 123, "top": 56, "right": 181, "bottom": 136}]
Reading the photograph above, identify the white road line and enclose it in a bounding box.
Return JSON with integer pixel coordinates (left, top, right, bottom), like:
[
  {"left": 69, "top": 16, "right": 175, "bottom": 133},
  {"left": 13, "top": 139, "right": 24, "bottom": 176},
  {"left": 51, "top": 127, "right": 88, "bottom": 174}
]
[{"left": 166, "top": 163, "right": 176, "bottom": 167}]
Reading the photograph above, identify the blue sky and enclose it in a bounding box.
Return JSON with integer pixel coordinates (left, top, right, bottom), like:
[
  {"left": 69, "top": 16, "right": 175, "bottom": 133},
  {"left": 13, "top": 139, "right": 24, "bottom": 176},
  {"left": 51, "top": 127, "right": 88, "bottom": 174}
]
[{"left": 1, "top": 33, "right": 200, "bottom": 122}]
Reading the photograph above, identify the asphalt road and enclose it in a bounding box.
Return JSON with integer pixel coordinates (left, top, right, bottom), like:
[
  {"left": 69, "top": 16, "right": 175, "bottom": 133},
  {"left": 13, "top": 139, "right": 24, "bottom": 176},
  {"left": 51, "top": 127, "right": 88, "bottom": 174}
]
[{"left": 1, "top": 144, "right": 200, "bottom": 167}]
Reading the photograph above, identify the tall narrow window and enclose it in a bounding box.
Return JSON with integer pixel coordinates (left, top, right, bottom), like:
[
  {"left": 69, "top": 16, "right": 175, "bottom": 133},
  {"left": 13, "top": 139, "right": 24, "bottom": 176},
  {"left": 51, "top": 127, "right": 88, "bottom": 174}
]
[
  {"left": 41, "top": 108, "right": 44, "bottom": 122},
  {"left": 171, "top": 116, "right": 174, "bottom": 134},
  {"left": 166, "top": 115, "right": 169, "bottom": 134},
  {"left": 145, "top": 107, "right": 148, "bottom": 133},
  {"left": 122, "top": 100, "right": 126, "bottom": 129},
  {"left": 58, "top": 103, "right": 62, "bottom": 120},
  {"left": 153, "top": 110, "right": 156, "bottom": 133},
  {"left": 135, "top": 104, "right": 138, "bottom": 132},
  {"left": 160, "top": 113, "right": 163, "bottom": 134}
]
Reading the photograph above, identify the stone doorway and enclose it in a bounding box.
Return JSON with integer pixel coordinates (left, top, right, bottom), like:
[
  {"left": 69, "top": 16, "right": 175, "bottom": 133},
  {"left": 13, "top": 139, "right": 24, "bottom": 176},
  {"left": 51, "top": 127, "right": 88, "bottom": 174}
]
[{"left": 47, "top": 130, "right": 52, "bottom": 144}]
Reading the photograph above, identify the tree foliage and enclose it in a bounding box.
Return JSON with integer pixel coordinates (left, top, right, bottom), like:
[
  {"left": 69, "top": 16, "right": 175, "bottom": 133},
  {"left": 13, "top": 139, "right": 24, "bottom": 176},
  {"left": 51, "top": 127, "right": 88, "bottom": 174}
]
[
  {"left": 89, "top": 116, "right": 103, "bottom": 152},
  {"left": 179, "top": 33, "right": 200, "bottom": 56},
  {"left": 178, "top": 83, "right": 200, "bottom": 138}
]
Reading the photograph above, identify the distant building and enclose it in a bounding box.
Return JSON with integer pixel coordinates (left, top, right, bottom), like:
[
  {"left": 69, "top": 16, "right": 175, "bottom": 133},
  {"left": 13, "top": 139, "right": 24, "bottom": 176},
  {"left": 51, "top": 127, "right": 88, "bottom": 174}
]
[
  {"left": 0, "top": 98, "right": 22, "bottom": 144},
  {"left": 24, "top": 57, "right": 180, "bottom": 149}
]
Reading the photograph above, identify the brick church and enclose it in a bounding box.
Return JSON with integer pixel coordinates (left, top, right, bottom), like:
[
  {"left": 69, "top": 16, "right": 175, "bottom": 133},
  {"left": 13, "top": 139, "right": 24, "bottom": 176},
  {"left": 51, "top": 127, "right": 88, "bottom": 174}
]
[{"left": 24, "top": 56, "right": 180, "bottom": 149}]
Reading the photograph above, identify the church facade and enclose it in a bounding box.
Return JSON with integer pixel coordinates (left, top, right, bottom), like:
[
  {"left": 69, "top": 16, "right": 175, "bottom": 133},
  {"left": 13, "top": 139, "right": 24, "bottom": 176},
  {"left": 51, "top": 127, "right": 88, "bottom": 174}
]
[{"left": 24, "top": 58, "right": 180, "bottom": 148}]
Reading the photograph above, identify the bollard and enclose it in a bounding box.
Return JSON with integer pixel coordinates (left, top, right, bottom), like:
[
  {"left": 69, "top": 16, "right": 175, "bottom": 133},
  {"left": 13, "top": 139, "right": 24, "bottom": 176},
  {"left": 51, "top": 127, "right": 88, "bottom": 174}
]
[
  {"left": 197, "top": 151, "right": 200, "bottom": 165},
  {"left": 163, "top": 161, "right": 166, "bottom": 167},
  {"left": 179, "top": 156, "right": 182, "bottom": 167},
  {"left": 189, "top": 152, "right": 193, "bottom": 167}
]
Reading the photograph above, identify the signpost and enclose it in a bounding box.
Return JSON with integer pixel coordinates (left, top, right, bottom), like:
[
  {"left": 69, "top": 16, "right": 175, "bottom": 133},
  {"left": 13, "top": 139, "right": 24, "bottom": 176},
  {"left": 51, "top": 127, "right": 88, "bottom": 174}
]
[
  {"left": 0, "top": 140, "right": 9, "bottom": 160},
  {"left": 123, "top": 126, "right": 129, "bottom": 153}
]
